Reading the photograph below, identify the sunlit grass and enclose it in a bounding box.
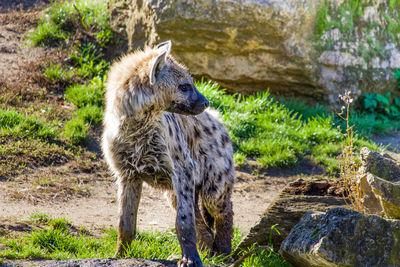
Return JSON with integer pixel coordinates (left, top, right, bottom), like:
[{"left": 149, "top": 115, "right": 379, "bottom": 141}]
[
  {"left": 198, "top": 80, "right": 381, "bottom": 174},
  {"left": 0, "top": 215, "right": 290, "bottom": 266}
]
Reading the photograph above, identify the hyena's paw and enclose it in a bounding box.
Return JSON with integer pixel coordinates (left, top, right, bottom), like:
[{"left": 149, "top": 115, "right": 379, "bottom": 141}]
[{"left": 178, "top": 254, "right": 203, "bottom": 267}]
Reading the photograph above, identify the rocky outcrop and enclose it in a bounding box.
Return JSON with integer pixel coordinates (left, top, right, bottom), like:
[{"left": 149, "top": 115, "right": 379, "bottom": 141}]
[
  {"left": 2, "top": 258, "right": 176, "bottom": 267},
  {"left": 358, "top": 147, "right": 400, "bottom": 218},
  {"left": 112, "top": 0, "right": 400, "bottom": 106},
  {"left": 280, "top": 207, "right": 400, "bottom": 267},
  {"left": 233, "top": 179, "right": 346, "bottom": 257},
  {"left": 118, "top": 0, "right": 320, "bottom": 98}
]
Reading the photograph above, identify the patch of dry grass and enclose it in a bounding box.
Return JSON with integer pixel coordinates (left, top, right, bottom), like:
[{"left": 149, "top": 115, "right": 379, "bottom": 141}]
[
  {"left": 0, "top": 137, "right": 73, "bottom": 178},
  {"left": 3, "top": 152, "right": 107, "bottom": 203}
]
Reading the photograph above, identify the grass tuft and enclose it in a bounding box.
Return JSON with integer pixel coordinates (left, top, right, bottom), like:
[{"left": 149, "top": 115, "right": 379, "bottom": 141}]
[
  {"left": 0, "top": 109, "right": 58, "bottom": 140},
  {"left": 30, "top": 212, "right": 51, "bottom": 224},
  {"left": 63, "top": 117, "right": 90, "bottom": 145},
  {"left": 44, "top": 62, "right": 75, "bottom": 83}
]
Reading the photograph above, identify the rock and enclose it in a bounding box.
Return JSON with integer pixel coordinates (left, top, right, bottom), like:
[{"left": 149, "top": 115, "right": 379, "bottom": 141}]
[
  {"left": 2, "top": 258, "right": 176, "bottom": 267},
  {"left": 367, "top": 173, "right": 400, "bottom": 218},
  {"left": 112, "top": 0, "right": 400, "bottom": 106},
  {"left": 280, "top": 207, "right": 400, "bottom": 267},
  {"left": 233, "top": 179, "right": 346, "bottom": 257},
  {"left": 119, "top": 0, "right": 320, "bottom": 98},
  {"left": 358, "top": 147, "right": 400, "bottom": 219},
  {"left": 358, "top": 172, "right": 384, "bottom": 215},
  {"left": 360, "top": 147, "right": 400, "bottom": 182}
]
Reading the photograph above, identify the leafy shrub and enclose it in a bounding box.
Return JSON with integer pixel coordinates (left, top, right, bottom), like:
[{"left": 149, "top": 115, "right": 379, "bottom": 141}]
[
  {"left": 394, "top": 68, "right": 400, "bottom": 89},
  {"left": 362, "top": 92, "right": 400, "bottom": 119}
]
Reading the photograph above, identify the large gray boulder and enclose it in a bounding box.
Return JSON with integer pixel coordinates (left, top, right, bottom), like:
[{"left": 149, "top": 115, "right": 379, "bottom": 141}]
[
  {"left": 280, "top": 207, "right": 400, "bottom": 267},
  {"left": 112, "top": 0, "right": 400, "bottom": 105}
]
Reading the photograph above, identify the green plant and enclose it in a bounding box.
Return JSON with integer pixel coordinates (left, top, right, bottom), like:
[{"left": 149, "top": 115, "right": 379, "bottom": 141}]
[
  {"left": 49, "top": 218, "right": 72, "bottom": 232},
  {"left": 362, "top": 92, "right": 400, "bottom": 119},
  {"left": 29, "top": 0, "right": 112, "bottom": 146},
  {"left": 68, "top": 43, "right": 109, "bottom": 79},
  {"left": 65, "top": 77, "right": 104, "bottom": 109},
  {"left": 29, "top": 212, "right": 51, "bottom": 224},
  {"left": 394, "top": 68, "right": 400, "bottom": 89},
  {"left": 63, "top": 76, "right": 105, "bottom": 143},
  {"left": 233, "top": 224, "right": 290, "bottom": 267},
  {"left": 28, "top": 22, "right": 68, "bottom": 46}
]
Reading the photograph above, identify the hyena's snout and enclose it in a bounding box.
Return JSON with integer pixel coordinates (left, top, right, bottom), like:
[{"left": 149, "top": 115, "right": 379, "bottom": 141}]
[
  {"left": 168, "top": 86, "right": 210, "bottom": 115},
  {"left": 192, "top": 90, "right": 209, "bottom": 115}
]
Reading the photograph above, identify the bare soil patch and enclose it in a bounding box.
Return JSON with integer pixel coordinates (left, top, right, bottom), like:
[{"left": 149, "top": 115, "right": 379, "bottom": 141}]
[
  {"left": 282, "top": 179, "right": 344, "bottom": 197},
  {"left": 0, "top": 168, "right": 297, "bottom": 234}
]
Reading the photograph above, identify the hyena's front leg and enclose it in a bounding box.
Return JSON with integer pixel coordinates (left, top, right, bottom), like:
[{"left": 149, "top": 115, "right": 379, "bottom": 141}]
[
  {"left": 115, "top": 178, "right": 142, "bottom": 257},
  {"left": 173, "top": 172, "right": 202, "bottom": 267}
]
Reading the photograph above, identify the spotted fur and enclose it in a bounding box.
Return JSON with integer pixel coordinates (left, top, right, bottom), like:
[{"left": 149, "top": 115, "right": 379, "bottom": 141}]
[{"left": 102, "top": 41, "right": 235, "bottom": 267}]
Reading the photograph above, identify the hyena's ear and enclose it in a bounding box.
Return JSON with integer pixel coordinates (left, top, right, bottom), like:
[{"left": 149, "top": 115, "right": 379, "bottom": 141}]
[
  {"left": 156, "top": 40, "right": 171, "bottom": 54},
  {"left": 149, "top": 41, "right": 172, "bottom": 86}
]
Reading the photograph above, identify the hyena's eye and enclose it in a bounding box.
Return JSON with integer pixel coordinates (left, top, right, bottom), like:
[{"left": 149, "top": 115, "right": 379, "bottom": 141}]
[{"left": 178, "top": 84, "right": 191, "bottom": 93}]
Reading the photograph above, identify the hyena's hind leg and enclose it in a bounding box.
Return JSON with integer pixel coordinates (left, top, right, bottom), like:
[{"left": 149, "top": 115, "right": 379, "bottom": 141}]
[
  {"left": 194, "top": 190, "right": 214, "bottom": 251},
  {"left": 115, "top": 178, "right": 143, "bottom": 257},
  {"left": 203, "top": 183, "right": 234, "bottom": 256},
  {"left": 166, "top": 190, "right": 214, "bottom": 252}
]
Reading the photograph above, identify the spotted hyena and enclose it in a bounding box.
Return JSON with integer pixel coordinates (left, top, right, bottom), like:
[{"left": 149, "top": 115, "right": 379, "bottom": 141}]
[{"left": 102, "top": 41, "right": 235, "bottom": 267}]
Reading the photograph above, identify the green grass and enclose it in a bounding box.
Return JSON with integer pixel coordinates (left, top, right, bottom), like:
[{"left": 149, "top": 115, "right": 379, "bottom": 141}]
[
  {"left": 44, "top": 62, "right": 75, "bottom": 83},
  {"left": 0, "top": 109, "right": 58, "bottom": 140},
  {"left": 28, "top": 22, "right": 68, "bottom": 46},
  {"left": 64, "top": 77, "right": 104, "bottom": 109},
  {"left": 63, "top": 77, "right": 105, "bottom": 144},
  {"left": 68, "top": 43, "right": 110, "bottom": 79},
  {"left": 280, "top": 96, "right": 400, "bottom": 137},
  {"left": 0, "top": 216, "right": 290, "bottom": 266},
  {"left": 198, "top": 81, "right": 381, "bottom": 174},
  {"left": 27, "top": 0, "right": 113, "bottom": 47}
]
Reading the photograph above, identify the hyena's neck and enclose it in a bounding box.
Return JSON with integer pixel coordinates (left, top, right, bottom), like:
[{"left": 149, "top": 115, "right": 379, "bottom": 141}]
[{"left": 119, "top": 110, "right": 163, "bottom": 139}]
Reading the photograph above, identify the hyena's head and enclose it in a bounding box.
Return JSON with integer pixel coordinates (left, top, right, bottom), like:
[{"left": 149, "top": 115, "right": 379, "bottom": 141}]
[{"left": 149, "top": 41, "right": 209, "bottom": 115}]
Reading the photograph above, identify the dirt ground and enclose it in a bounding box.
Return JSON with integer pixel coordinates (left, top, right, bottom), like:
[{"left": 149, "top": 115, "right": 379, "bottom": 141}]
[
  {"left": 0, "top": 170, "right": 294, "bottom": 234},
  {"left": 0, "top": 2, "right": 399, "bottom": 238}
]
